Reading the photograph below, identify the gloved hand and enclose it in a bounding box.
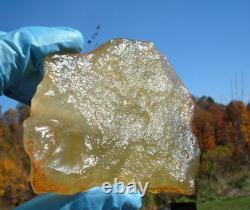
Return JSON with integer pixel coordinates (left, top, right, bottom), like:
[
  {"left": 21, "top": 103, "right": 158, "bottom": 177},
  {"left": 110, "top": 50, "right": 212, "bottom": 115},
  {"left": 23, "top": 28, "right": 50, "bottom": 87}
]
[
  {"left": 0, "top": 26, "right": 83, "bottom": 105},
  {"left": 15, "top": 186, "right": 142, "bottom": 210},
  {"left": 1, "top": 26, "right": 142, "bottom": 210}
]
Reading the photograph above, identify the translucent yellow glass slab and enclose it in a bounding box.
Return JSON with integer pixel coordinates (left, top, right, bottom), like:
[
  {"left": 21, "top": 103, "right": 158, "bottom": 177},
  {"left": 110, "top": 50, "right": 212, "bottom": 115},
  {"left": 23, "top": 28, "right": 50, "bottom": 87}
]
[{"left": 24, "top": 38, "right": 199, "bottom": 195}]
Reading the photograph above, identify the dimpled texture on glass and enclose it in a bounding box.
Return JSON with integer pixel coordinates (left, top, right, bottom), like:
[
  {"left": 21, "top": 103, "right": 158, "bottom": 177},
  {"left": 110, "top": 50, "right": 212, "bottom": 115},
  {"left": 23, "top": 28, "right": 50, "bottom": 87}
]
[{"left": 24, "top": 38, "right": 199, "bottom": 195}]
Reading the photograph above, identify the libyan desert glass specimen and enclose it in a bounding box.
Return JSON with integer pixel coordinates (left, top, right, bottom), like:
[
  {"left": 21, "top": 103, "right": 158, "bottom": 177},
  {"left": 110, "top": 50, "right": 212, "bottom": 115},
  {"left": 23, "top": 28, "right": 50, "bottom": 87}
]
[{"left": 24, "top": 38, "right": 199, "bottom": 195}]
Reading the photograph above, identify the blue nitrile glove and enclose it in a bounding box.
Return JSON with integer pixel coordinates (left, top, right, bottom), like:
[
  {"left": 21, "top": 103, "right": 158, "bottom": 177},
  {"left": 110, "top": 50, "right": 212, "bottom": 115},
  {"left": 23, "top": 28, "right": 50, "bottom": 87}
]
[
  {"left": 0, "top": 26, "right": 83, "bottom": 105},
  {"left": 1, "top": 26, "right": 142, "bottom": 210},
  {"left": 15, "top": 186, "right": 142, "bottom": 210}
]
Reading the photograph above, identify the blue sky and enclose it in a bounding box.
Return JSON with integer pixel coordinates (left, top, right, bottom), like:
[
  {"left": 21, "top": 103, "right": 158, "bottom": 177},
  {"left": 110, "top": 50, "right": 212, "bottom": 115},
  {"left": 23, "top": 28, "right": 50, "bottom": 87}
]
[{"left": 0, "top": 0, "right": 250, "bottom": 111}]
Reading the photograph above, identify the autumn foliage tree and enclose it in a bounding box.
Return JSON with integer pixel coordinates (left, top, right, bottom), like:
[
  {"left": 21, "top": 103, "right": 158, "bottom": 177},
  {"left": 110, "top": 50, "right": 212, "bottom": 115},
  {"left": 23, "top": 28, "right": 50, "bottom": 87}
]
[
  {"left": 193, "top": 97, "right": 250, "bottom": 201},
  {"left": 0, "top": 105, "right": 34, "bottom": 208},
  {"left": 225, "top": 101, "right": 250, "bottom": 162}
]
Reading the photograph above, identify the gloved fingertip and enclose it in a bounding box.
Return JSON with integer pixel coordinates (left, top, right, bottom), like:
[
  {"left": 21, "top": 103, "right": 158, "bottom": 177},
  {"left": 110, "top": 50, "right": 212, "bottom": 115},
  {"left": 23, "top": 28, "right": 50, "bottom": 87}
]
[
  {"left": 125, "top": 189, "right": 142, "bottom": 209},
  {"left": 54, "top": 27, "right": 84, "bottom": 52}
]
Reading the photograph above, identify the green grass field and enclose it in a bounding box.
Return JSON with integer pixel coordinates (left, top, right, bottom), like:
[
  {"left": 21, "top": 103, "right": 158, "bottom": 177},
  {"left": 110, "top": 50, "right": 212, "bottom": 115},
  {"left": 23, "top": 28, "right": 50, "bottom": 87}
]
[{"left": 198, "top": 196, "right": 250, "bottom": 210}]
